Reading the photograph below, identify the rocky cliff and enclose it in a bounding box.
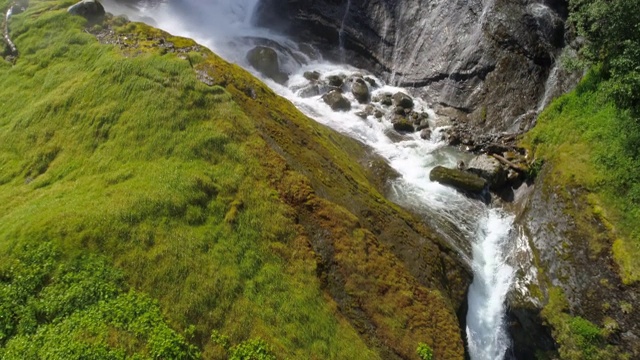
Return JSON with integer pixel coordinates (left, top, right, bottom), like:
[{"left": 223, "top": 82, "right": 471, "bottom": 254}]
[{"left": 255, "top": 0, "right": 574, "bottom": 133}]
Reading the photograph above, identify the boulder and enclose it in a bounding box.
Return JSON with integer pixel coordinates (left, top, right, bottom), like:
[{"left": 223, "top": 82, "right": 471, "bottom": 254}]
[
  {"left": 392, "top": 116, "right": 415, "bottom": 133},
  {"left": 364, "top": 76, "right": 377, "bottom": 87},
  {"left": 67, "top": 0, "right": 105, "bottom": 20},
  {"left": 429, "top": 166, "right": 487, "bottom": 193},
  {"left": 298, "top": 84, "right": 320, "bottom": 98},
  {"left": 374, "top": 109, "right": 384, "bottom": 119},
  {"left": 303, "top": 71, "right": 321, "bottom": 81},
  {"left": 393, "top": 92, "right": 414, "bottom": 109},
  {"left": 246, "top": 46, "right": 289, "bottom": 84},
  {"left": 420, "top": 128, "right": 432, "bottom": 140},
  {"left": 326, "top": 75, "right": 344, "bottom": 87},
  {"left": 373, "top": 92, "right": 393, "bottom": 106},
  {"left": 351, "top": 79, "right": 370, "bottom": 103},
  {"left": 416, "top": 119, "right": 430, "bottom": 131},
  {"left": 467, "top": 154, "right": 507, "bottom": 190},
  {"left": 322, "top": 90, "right": 351, "bottom": 111}
]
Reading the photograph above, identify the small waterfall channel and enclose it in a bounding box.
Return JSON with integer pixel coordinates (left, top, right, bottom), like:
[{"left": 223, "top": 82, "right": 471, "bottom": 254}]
[{"left": 104, "top": 1, "right": 519, "bottom": 358}]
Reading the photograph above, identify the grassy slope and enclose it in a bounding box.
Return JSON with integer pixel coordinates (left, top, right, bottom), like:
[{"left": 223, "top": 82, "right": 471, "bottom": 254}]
[
  {"left": 523, "top": 71, "right": 640, "bottom": 358},
  {"left": 0, "top": 1, "right": 467, "bottom": 359}
]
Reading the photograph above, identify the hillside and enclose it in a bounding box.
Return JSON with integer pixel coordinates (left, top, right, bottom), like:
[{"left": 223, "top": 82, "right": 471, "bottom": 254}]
[{"left": 0, "top": 0, "right": 470, "bottom": 359}]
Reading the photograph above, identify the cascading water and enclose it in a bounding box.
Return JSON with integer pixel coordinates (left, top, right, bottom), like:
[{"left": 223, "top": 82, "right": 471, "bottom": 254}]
[
  {"left": 338, "top": 0, "right": 351, "bottom": 63},
  {"left": 103, "top": 1, "right": 517, "bottom": 358}
]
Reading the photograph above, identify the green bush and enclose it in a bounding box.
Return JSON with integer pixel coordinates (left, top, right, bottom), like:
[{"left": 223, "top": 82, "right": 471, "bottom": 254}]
[
  {"left": 569, "top": 0, "right": 640, "bottom": 111},
  {"left": 416, "top": 342, "right": 434, "bottom": 360}
]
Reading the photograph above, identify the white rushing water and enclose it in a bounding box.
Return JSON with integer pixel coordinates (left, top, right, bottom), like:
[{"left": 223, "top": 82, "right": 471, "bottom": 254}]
[{"left": 103, "top": 1, "right": 517, "bottom": 358}]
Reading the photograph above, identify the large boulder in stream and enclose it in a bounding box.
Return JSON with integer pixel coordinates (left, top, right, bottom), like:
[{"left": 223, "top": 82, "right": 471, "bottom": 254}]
[
  {"left": 67, "top": 0, "right": 105, "bottom": 20},
  {"left": 351, "top": 78, "right": 370, "bottom": 103},
  {"left": 246, "top": 46, "right": 289, "bottom": 84},
  {"left": 393, "top": 92, "right": 414, "bottom": 109},
  {"left": 429, "top": 166, "right": 487, "bottom": 193},
  {"left": 322, "top": 90, "right": 351, "bottom": 111},
  {"left": 467, "top": 154, "right": 507, "bottom": 190}
]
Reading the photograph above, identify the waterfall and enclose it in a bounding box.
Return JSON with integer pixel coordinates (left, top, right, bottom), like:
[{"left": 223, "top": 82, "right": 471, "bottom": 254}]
[
  {"left": 338, "top": 0, "right": 351, "bottom": 63},
  {"left": 102, "top": 2, "right": 517, "bottom": 358}
]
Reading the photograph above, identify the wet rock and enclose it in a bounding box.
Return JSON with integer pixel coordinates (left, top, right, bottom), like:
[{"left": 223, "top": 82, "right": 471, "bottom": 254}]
[
  {"left": 351, "top": 78, "right": 370, "bottom": 104},
  {"left": 373, "top": 92, "right": 393, "bottom": 106},
  {"left": 393, "top": 106, "right": 407, "bottom": 115},
  {"left": 392, "top": 92, "right": 414, "bottom": 109},
  {"left": 298, "top": 84, "right": 320, "bottom": 98},
  {"left": 364, "top": 76, "right": 377, "bottom": 87},
  {"left": 355, "top": 111, "right": 368, "bottom": 119},
  {"left": 391, "top": 116, "right": 415, "bottom": 133},
  {"left": 68, "top": 0, "right": 105, "bottom": 20},
  {"left": 374, "top": 109, "right": 384, "bottom": 119},
  {"left": 303, "top": 70, "right": 321, "bottom": 81},
  {"left": 326, "top": 75, "right": 344, "bottom": 87},
  {"left": 246, "top": 46, "right": 289, "bottom": 84},
  {"left": 420, "top": 128, "right": 432, "bottom": 140},
  {"left": 255, "top": 0, "right": 578, "bottom": 133},
  {"left": 429, "top": 166, "right": 486, "bottom": 193},
  {"left": 416, "top": 119, "right": 430, "bottom": 131},
  {"left": 467, "top": 154, "right": 507, "bottom": 190},
  {"left": 322, "top": 90, "right": 351, "bottom": 111}
]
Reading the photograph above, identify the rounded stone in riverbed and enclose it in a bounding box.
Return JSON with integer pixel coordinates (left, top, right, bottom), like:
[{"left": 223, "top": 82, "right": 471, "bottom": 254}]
[
  {"left": 246, "top": 46, "right": 289, "bottom": 84},
  {"left": 322, "top": 90, "right": 351, "bottom": 111},
  {"left": 351, "top": 78, "right": 370, "bottom": 104},
  {"left": 392, "top": 92, "right": 414, "bottom": 109}
]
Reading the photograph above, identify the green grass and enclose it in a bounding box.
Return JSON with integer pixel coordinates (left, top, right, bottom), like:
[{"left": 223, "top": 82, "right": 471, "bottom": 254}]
[
  {"left": 524, "top": 69, "right": 640, "bottom": 284},
  {"left": 0, "top": 1, "right": 466, "bottom": 359}
]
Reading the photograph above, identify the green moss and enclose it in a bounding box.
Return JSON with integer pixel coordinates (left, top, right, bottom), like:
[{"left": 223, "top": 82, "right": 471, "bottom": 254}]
[{"left": 540, "top": 288, "right": 618, "bottom": 360}]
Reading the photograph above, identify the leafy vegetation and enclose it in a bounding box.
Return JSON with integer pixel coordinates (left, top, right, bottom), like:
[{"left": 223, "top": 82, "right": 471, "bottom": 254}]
[
  {"left": 569, "top": 0, "right": 639, "bottom": 111},
  {"left": 0, "top": 0, "right": 466, "bottom": 358},
  {"left": 416, "top": 343, "right": 434, "bottom": 360},
  {"left": 523, "top": 1, "right": 640, "bottom": 357},
  {"left": 539, "top": 288, "right": 620, "bottom": 360}
]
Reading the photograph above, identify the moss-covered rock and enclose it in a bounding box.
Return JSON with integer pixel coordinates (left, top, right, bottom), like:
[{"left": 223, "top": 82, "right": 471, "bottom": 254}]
[
  {"left": 429, "top": 166, "right": 487, "bottom": 193},
  {"left": 246, "top": 45, "right": 289, "bottom": 84}
]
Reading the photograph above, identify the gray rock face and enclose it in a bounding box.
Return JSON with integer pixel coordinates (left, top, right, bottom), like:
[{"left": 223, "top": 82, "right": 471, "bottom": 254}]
[
  {"left": 68, "top": 0, "right": 106, "bottom": 20},
  {"left": 254, "top": 0, "right": 572, "bottom": 133},
  {"left": 429, "top": 166, "right": 487, "bottom": 193},
  {"left": 246, "top": 46, "right": 289, "bottom": 84},
  {"left": 468, "top": 154, "right": 507, "bottom": 190},
  {"left": 322, "top": 90, "right": 351, "bottom": 111},
  {"left": 511, "top": 167, "right": 640, "bottom": 358}
]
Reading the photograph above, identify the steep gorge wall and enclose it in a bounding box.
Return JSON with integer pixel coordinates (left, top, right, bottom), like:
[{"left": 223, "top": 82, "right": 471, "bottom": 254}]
[{"left": 255, "top": 0, "right": 571, "bottom": 133}]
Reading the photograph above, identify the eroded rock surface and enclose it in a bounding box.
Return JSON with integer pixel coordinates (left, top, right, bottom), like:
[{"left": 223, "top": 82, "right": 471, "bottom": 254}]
[{"left": 255, "top": 0, "right": 574, "bottom": 133}]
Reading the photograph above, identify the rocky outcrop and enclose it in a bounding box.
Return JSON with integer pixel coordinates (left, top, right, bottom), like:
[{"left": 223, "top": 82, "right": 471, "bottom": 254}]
[
  {"left": 254, "top": 0, "right": 574, "bottom": 133},
  {"left": 509, "top": 166, "right": 640, "bottom": 358},
  {"left": 429, "top": 166, "right": 487, "bottom": 193}
]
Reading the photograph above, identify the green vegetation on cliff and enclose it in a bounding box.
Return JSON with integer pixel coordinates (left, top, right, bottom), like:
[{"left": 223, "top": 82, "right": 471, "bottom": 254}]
[
  {"left": 0, "top": 0, "right": 467, "bottom": 359},
  {"left": 523, "top": 0, "right": 639, "bottom": 357}
]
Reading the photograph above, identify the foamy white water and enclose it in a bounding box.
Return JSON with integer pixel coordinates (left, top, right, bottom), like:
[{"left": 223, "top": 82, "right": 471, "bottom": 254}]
[{"left": 103, "top": 1, "right": 517, "bottom": 358}]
